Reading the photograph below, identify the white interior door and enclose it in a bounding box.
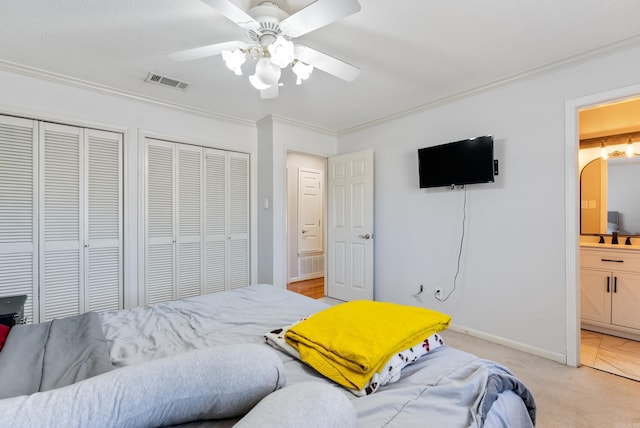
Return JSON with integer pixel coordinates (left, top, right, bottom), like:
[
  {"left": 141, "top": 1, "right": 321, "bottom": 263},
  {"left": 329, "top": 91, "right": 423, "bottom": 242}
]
[
  {"left": 40, "top": 122, "right": 83, "bottom": 321},
  {"left": 298, "top": 167, "right": 323, "bottom": 254},
  {"left": 85, "top": 129, "right": 122, "bottom": 313},
  {"left": 204, "top": 149, "right": 250, "bottom": 292},
  {"left": 0, "top": 115, "right": 38, "bottom": 322},
  {"left": 327, "top": 150, "right": 374, "bottom": 301},
  {"left": 145, "top": 139, "right": 176, "bottom": 304},
  {"left": 204, "top": 148, "right": 228, "bottom": 294},
  {"left": 227, "top": 152, "right": 250, "bottom": 289},
  {"left": 176, "top": 144, "right": 203, "bottom": 299}
]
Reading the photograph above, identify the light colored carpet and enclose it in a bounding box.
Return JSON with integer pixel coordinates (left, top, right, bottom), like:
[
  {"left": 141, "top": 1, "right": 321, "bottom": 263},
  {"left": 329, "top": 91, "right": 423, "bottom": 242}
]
[{"left": 441, "top": 329, "right": 640, "bottom": 428}]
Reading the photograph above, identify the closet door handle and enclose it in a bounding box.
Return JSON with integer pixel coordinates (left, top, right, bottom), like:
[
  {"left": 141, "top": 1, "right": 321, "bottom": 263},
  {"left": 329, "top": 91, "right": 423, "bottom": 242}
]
[
  {"left": 601, "top": 258, "right": 624, "bottom": 263},
  {"left": 614, "top": 277, "right": 617, "bottom": 293},
  {"left": 606, "top": 276, "right": 610, "bottom": 293}
]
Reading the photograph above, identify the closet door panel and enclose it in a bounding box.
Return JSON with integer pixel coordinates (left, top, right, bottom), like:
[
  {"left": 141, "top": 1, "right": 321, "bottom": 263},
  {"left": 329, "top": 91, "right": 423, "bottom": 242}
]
[
  {"left": 229, "top": 239, "right": 248, "bottom": 289},
  {"left": 146, "top": 139, "right": 175, "bottom": 304},
  {"left": 228, "top": 152, "right": 249, "bottom": 289},
  {"left": 0, "top": 116, "right": 38, "bottom": 322},
  {"left": 204, "top": 149, "right": 227, "bottom": 293},
  {"left": 176, "top": 144, "right": 202, "bottom": 299},
  {"left": 40, "top": 123, "right": 82, "bottom": 321},
  {"left": 145, "top": 143, "right": 250, "bottom": 299},
  {"left": 86, "top": 129, "right": 122, "bottom": 312}
]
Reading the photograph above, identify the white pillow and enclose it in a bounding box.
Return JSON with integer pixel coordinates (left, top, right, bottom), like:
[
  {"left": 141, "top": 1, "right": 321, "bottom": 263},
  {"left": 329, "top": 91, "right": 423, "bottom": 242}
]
[
  {"left": 0, "top": 344, "right": 285, "bottom": 428},
  {"left": 235, "top": 382, "right": 357, "bottom": 428}
]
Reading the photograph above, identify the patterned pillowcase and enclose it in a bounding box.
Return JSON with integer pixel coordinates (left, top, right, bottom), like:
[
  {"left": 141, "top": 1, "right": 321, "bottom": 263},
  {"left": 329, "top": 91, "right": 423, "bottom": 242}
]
[
  {"left": 359, "top": 333, "right": 445, "bottom": 396},
  {"left": 264, "top": 320, "right": 445, "bottom": 396}
]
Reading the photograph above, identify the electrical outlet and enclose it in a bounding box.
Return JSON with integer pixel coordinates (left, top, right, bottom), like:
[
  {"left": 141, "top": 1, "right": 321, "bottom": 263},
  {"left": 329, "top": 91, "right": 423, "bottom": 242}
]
[
  {"left": 434, "top": 287, "right": 442, "bottom": 298},
  {"left": 413, "top": 284, "right": 424, "bottom": 299}
]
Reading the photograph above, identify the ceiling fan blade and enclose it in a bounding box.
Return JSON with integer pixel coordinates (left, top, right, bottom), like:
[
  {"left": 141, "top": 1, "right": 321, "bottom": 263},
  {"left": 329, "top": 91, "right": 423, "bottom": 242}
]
[
  {"left": 294, "top": 45, "right": 360, "bottom": 82},
  {"left": 280, "top": 0, "right": 361, "bottom": 38},
  {"left": 260, "top": 85, "right": 279, "bottom": 99},
  {"left": 201, "top": 0, "right": 260, "bottom": 32},
  {"left": 168, "top": 41, "right": 248, "bottom": 61}
]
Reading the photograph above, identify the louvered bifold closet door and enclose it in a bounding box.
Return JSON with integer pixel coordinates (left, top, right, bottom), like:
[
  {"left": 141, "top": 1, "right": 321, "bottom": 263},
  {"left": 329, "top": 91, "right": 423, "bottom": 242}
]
[
  {"left": 176, "top": 144, "right": 203, "bottom": 298},
  {"left": 0, "top": 115, "right": 38, "bottom": 322},
  {"left": 39, "top": 123, "right": 83, "bottom": 321},
  {"left": 85, "top": 129, "right": 122, "bottom": 312},
  {"left": 228, "top": 152, "right": 249, "bottom": 289},
  {"left": 204, "top": 148, "right": 227, "bottom": 293},
  {"left": 145, "top": 139, "right": 176, "bottom": 304}
]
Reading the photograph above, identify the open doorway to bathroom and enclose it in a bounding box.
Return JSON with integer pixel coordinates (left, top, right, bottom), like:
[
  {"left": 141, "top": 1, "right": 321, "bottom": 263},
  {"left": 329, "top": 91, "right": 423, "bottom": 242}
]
[
  {"left": 578, "top": 95, "right": 640, "bottom": 382},
  {"left": 286, "top": 152, "right": 326, "bottom": 299}
]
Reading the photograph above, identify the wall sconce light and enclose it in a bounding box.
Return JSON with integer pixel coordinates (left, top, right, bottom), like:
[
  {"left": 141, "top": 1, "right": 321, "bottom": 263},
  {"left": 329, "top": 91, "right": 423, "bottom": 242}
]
[
  {"left": 600, "top": 135, "right": 636, "bottom": 160},
  {"left": 600, "top": 140, "right": 609, "bottom": 160},
  {"left": 626, "top": 136, "right": 634, "bottom": 157}
]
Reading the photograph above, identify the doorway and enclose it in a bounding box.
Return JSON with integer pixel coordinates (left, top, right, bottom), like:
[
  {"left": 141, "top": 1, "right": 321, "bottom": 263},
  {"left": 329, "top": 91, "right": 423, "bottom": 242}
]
[
  {"left": 573, "top": 90, "right": 640, "bottom": 381},
  {"left": 285, "top": 152, "right": 326, "bottom": 299}
]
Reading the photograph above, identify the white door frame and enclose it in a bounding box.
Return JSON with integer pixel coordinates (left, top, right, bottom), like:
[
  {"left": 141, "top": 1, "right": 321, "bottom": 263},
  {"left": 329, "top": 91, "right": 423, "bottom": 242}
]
[{"left": 565, "top": 82, "right": 640, "bottom": 367}]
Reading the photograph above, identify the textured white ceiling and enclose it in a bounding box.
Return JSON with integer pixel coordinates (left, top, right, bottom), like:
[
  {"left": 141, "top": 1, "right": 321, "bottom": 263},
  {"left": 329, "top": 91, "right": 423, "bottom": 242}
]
[{"left": 1, "top": 0, "right": 640, "bottom": 133}]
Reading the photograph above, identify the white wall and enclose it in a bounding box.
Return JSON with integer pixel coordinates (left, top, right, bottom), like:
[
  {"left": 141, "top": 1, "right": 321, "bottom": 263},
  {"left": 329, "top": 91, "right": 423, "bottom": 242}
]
[
  {"left": 0, "top": 68, "right": 257, "bottom": 308},
  {"left": 336, "top": 44, "right": 640, "bottom": 360}
]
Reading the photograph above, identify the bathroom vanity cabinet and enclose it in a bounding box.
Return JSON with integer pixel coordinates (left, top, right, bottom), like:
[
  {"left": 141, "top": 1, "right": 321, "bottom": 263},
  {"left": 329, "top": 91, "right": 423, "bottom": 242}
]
[{"left": 581, "top": 246, "right": 640, "bottom": 340}]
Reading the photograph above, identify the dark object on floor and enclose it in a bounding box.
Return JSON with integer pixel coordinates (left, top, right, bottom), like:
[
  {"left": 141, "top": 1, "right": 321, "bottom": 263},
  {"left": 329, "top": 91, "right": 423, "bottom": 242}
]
[{"left": 0, "top": 295, "right": 27, "bottom": 327}]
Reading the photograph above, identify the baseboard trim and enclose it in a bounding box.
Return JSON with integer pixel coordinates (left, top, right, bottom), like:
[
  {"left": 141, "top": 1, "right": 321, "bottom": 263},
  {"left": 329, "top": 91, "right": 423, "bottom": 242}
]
[
  {"left": 582, "top": 323, "right": 640, "bottom": 342},
  {"left": 449, "top": 324, "right": 567, "bottom": 364},
  {"left": 288, "top": 274, "right": 323, "bottom": 283}
]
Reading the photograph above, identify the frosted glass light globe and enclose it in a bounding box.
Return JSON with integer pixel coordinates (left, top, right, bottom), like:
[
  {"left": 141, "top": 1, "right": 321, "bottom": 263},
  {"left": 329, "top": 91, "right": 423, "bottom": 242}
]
[{"left": 250, "top": 57, "right": 281, "bottom": 88}]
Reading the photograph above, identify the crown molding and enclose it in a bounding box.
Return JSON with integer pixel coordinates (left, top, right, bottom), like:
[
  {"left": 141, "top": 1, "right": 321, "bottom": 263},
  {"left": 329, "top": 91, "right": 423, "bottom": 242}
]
[
  {"left": 0, "top": 59, "right": 256, "bottom": 128},
  {"left": 337, "top": 34, "right": 640, "bottom": 136},
  {"left": 269, "top": 114, "right": 336, "bottom": 136}
]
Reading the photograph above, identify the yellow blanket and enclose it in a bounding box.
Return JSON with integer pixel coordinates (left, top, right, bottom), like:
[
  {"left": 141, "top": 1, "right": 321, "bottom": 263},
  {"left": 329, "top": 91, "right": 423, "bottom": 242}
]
[{"left": 284, "top": 300, "right": 451, "bottom": 390}]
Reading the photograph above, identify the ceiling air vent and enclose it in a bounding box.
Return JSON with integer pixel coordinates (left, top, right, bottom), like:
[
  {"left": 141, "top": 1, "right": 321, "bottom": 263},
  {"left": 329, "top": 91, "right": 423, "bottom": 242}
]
[{"left": 145, "top": 72, "right": 190, "bottom": 90}]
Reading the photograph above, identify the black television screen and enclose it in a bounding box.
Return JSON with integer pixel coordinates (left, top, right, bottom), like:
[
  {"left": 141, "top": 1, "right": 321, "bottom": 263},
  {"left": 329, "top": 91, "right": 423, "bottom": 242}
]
[{"left": 418, "top": 135, "right": 495, "bottom": 188}]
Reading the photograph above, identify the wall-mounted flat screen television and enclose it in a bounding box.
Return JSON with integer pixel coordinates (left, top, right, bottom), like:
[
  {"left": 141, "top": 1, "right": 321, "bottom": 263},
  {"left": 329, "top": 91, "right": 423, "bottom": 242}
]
[{"left": 418, "top": 135, "right": 495, "bottom": 188}]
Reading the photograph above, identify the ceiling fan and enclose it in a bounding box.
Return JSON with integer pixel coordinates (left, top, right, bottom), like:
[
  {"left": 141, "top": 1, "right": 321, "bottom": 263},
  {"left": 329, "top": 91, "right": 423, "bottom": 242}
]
[{"left": 168, "top": 0, "right": 362, "bottom": 99}]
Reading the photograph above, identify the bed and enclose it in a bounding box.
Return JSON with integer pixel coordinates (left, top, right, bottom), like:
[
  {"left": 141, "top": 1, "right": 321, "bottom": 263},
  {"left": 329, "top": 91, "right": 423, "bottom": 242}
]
[{"left": 0, "top": 284, "right": 535, "bottom": 427}]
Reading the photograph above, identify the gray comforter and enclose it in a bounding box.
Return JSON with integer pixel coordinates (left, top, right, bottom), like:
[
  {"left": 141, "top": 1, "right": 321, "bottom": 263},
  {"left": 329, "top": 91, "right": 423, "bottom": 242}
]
[
  {"left": 100, "top": 285, "right": 536, "bottom": 427},
  {"left": 0, "top": 311, "right": 114, "bottom": 399}
]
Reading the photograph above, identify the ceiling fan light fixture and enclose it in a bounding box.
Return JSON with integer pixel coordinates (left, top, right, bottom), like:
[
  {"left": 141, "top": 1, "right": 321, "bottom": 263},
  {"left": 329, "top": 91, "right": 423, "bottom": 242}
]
[
  {"left": 175, "top": 0, "right": 363, "bottom": 98},
  {"left": 249, "top": 57, "right": 281, "bottom": 89},
  {"left": 221, "top": 49, "right": 246, "bottom": 75},
  {"left": 292, "top": 60, "right": 313, "bottom": 85},
  {"left": 267, "top": 36, "right": 295, "bottom": 68}
]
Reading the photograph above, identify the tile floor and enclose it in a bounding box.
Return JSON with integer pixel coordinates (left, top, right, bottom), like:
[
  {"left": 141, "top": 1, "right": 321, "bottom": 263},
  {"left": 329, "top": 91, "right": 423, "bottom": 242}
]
[{"left": 581, "top": 329, "right": 640, "bottom": 382}]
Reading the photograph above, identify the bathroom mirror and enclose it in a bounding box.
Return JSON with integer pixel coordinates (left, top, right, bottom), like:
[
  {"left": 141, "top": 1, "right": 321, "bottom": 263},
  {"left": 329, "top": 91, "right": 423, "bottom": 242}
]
[{"left": 580, "top": 155, "right": 640, "bottom": 235}]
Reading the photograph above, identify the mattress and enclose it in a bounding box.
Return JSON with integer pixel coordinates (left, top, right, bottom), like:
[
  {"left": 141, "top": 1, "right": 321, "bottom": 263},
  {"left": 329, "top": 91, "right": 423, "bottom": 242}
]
[{"left": 100, "top": 284, "right": 535, "bottom": 428}]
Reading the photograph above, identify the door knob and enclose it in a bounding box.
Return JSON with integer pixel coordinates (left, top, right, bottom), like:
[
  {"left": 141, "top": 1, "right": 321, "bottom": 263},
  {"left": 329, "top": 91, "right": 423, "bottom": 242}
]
[
  {"left": 301, "top": 230, "right": 307, "bottom": 234},
  {"left": 358, "top": 234, "right": 371, "bottom": 240}
]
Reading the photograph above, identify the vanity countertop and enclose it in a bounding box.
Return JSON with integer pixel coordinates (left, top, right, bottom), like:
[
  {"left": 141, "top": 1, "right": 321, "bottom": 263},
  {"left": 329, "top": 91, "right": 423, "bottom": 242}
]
[{"left": 580, "top": 242, "right": 640, "bottom": 251}]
